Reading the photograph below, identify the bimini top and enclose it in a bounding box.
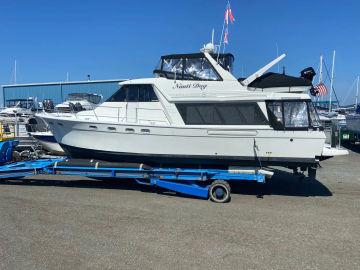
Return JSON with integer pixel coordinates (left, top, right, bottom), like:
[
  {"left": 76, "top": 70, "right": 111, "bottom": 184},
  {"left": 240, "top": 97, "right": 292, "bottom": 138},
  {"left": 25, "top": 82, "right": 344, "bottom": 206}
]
[
  {"left": 154, "top": 53, "right": 234, "bottom": 81},
  {"left": 246, "top": 72, "right": 313, "bottom": 89}
]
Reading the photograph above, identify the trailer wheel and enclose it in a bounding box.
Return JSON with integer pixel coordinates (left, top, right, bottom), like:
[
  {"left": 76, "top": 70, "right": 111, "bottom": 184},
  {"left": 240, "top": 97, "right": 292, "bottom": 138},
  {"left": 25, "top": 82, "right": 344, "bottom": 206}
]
[{"left": 209, "top": 180, "right": 231, "bottom": 203}]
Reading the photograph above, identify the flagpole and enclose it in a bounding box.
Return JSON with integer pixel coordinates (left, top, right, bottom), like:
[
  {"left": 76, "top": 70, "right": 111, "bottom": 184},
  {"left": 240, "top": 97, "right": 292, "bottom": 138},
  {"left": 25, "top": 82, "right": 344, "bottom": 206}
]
[{"left": 217, "top": 2, "right": 229, "bottom": 61}]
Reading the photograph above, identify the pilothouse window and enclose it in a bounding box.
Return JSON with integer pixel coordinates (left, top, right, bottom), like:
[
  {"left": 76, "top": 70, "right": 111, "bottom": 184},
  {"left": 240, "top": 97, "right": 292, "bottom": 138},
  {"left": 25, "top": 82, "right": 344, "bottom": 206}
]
[{"left": 107, "top": 85, "right": 158, "bottom": 102}]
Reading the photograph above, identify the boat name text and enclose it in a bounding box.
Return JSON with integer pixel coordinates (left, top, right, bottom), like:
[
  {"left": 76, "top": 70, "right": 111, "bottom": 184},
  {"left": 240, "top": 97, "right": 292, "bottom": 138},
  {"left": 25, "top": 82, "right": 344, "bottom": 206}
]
[{"left": 173, "top": 83, "right": 207, "bottom": 91}]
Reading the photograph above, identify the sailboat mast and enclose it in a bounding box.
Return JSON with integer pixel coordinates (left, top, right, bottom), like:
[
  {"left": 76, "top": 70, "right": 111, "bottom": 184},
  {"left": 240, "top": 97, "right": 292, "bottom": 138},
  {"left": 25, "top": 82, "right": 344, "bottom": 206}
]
[
  {"left": 329, "top": 50, "right": 336, "bottom": 112},
  {"left": 356, "top": 75, "right": 359, "bottom": 108},
  {"left": 318, "top": 55, "right": 323, "bottom": 102},
  {"left": 318, "top": 55, "right": 323, "bottom": 84},
  {"left": 14, "top": 60, "right": 17, "bottom": 84}
]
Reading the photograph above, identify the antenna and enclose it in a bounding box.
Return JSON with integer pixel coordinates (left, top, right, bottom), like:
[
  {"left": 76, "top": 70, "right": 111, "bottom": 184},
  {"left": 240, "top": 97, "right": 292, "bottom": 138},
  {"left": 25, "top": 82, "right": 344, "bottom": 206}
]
[
  {"left": 329, "top": 50, "right": 336, "bottom": 112},
  {"left": 211, "top": 28, "right": 214, "bottom": 45},
  {"left": 66, "top": 72, "right": 69, "bottom": 82}
]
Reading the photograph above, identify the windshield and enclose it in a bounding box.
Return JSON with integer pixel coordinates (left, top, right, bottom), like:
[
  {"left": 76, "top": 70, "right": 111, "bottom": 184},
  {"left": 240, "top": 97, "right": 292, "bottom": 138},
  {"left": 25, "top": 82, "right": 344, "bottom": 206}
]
[{"left": 6, "top": 99, "right": 34, "bottom": 109}]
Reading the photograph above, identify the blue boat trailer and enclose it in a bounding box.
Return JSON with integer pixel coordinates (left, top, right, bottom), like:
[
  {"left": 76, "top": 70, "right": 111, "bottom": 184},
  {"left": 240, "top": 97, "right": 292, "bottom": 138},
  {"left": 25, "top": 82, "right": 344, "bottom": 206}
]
[{"left": 0, "top": 158, "right": 274, "bottom": 203}]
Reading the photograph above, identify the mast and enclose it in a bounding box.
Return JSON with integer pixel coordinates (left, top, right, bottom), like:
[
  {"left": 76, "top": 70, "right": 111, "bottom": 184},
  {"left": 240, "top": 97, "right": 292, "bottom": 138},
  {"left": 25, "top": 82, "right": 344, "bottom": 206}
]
[
  {"left": 318, "top": 55, "right": 323, "bottom": 84},
  {"left": 318, "top": 55, "right": 323, "bottom": 102},
  {"left": 356, "top": 75, "right": 359, "bottom": 108},
  {"left": 14, "top": 60, "right": 17, "bottom": 84},
  {"left": 329, "top": 50, "right": 336, "bottom": 112}
]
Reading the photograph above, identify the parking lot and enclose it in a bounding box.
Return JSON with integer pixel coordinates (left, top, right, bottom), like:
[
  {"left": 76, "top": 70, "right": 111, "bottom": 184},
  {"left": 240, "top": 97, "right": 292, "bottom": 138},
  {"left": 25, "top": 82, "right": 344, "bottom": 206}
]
[{"left": 0, "top": 147, "right": 359, "bottom": 269}]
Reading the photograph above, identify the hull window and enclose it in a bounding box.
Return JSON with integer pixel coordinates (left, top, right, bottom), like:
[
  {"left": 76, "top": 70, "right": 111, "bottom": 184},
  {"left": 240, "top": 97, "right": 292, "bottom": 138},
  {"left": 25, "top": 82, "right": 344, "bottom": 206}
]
[
  {"left": 176, "top": 102, "right": 268, "bottom": 125},
  {"left": 107, "top": 85, "right": 158, "bottom": 102}
]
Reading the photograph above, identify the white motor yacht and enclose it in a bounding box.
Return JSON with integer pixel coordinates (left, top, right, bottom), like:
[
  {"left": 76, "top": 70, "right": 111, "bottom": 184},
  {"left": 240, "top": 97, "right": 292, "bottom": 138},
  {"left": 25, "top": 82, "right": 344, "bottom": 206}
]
[{"left": 40, "top": 45, "right": 348, "bottom": 174}]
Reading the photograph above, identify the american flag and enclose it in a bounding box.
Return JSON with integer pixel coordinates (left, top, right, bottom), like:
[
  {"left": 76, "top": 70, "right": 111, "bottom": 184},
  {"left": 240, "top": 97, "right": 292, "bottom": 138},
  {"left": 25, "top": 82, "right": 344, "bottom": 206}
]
[{"left": 315, "top": 82, "right": 328, "bottom": 96}]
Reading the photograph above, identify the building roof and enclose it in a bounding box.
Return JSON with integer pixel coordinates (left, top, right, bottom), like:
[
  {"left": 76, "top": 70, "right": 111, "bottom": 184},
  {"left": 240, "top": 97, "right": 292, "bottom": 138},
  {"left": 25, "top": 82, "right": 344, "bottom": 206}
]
[{"left": 2, "top": 79, "right": 128, "bottom": 88}]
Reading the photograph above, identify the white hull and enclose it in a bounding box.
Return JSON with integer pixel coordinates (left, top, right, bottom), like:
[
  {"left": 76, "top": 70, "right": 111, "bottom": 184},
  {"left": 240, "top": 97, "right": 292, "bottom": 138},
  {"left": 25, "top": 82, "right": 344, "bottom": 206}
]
[{"left": 45, "top": 116, "right": 326, "bottom": 167}]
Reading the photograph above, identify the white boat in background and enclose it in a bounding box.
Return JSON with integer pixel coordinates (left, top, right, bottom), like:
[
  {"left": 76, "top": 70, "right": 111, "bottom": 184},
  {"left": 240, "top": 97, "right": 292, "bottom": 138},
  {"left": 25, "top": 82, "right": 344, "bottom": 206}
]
[
  {"left": 30, "top": 130, "right": 65, "bottom": 155},
  {"left": 0, "top": 98, "right": 36, "bottom": 120},
  {"left": 29, "top": 93, "right": 102, "bottom": 155},
  {"left": 345, "top": 76, "right": 360, "bottom": 134},
  {"left": 40, "top": 44, "right": 348, "bottom": 175},
  {"left": 55, "top": 93, "right": 102, "bottom": 112}
]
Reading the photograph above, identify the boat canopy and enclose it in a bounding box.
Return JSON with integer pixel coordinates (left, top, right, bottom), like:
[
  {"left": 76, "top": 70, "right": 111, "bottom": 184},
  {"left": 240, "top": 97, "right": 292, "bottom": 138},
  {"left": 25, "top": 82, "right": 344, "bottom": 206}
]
[
  {"left": 154, "top": 53, "right": 234, "bottom": 81},
  {"left": 246, "top": 72, "right": 312, "bottom": 89}
]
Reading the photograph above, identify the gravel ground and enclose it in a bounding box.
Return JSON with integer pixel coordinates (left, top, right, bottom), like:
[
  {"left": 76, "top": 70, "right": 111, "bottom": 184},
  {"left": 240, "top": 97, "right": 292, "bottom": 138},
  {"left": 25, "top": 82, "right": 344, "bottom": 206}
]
[{"left": 0, "top": 146, "right": 359, "bottom": 270}]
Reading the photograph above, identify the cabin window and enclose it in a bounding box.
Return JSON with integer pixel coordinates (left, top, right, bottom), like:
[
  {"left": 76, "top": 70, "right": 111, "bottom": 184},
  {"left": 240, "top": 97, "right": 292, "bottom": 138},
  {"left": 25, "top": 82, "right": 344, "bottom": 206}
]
[
  {"left": 283, "top": 101, "right": 309, "bottom": 128},
  {"left": 266, "top": 101, "right": 284, "bottom": 130},
  {"left": 107, "top": 85, "right": 158, "bottom": 102},
  {"left": 308, "top": 102, "right": 321, "bottom": 127},
  {"left": 176, "top": 102, "right": 268, "bottom": 125},
  {"left": 266, "top": 100, "right": 321, "bottom": 130}
]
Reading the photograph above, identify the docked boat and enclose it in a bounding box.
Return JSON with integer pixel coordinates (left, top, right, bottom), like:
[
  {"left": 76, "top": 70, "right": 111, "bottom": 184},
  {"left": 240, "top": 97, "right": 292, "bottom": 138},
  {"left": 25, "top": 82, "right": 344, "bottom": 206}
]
[
  {"left": 40, "top": 45, "right": 347, "bottom": 173},
  {"left": 29, "top": 94, "right": 101, "bottom": 155},
  {"left": 55, "top": 93, "right": 102, "bottom": 112},
  {"left": 346, "top": 105, "right": 360, "bottom": 134}
]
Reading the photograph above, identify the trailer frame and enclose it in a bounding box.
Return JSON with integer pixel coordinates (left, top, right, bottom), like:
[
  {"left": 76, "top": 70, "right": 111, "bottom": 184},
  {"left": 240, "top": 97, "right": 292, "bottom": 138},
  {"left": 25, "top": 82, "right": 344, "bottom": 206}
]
[{"left": 0, "top": 158, "right": 273, "bottom": 203}]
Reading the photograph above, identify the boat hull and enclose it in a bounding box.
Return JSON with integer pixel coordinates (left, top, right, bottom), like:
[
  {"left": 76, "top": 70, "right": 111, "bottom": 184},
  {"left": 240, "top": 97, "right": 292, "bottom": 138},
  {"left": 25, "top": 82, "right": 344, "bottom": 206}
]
[
  {"left": 31, "top": 132, "right": 65, "bottom": 155},
  {"left": 43, "top": 116, "right": 326, "bottom": 168}
]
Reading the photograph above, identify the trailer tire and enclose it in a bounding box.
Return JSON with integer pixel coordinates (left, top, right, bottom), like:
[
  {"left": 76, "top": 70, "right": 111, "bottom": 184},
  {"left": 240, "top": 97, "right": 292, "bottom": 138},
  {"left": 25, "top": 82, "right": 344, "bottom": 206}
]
[{"left": 209, "top": 180, "right": 231, "bottom": 203}]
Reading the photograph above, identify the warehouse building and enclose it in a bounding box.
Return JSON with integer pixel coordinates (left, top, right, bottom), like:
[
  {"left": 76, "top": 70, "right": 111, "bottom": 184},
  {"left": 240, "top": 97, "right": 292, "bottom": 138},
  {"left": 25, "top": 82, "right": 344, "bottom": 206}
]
[{"left": 1, "top": 79, "right": 127, "bottom": 106}]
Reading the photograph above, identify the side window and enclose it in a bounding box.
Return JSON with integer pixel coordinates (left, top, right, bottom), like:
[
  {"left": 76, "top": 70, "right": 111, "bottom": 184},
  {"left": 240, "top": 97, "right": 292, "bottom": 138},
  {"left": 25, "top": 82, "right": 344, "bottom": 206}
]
[
  {"left": 283, "top": 101, "right": 309, "bottom": 128},
  {"left": 107, "top": 85, "right": 158, "bottom": 102},
  {"left": 107, "top": 86, "right": 127, "bottom": 102},
  {"left": 138, "top": 85, "right": 158, "bottom": 102},
  {"left": 266, "top": 101, "right": 284, "bottom": 129},
  {"left": 127, "top": 86, "right": 138, "bottom": 102},
  {"left": 176, "top": 103, "right": 268, "bottom": 125}
]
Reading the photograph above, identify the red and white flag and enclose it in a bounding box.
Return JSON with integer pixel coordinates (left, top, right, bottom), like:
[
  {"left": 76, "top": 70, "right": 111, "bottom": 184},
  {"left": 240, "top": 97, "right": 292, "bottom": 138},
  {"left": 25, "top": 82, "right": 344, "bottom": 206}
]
[
  {"left": 224, "top": 4, "right": 235, "bottom": 25},
  {"left": 225, "top": 8, "right": 229, "bottom": 25},
  {"left": 315, "top": 82, "right": 328, "bottom": 96},
  {"left": 228, "top": 6, "right": 235, "bottom": 23}
]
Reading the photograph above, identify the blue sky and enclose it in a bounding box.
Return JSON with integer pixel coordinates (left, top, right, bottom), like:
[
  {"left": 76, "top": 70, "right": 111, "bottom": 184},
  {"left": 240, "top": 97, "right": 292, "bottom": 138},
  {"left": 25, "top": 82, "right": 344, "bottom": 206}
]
[{"left": 0, "top": 0, "right": 359, "bottom": 104}]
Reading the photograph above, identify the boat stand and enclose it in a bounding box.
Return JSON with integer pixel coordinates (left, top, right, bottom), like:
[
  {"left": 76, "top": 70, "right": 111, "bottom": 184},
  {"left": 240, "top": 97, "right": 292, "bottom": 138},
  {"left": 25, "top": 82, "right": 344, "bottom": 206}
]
[{"left": 0, "top": 159, "right": 273, "bottom": 203}]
